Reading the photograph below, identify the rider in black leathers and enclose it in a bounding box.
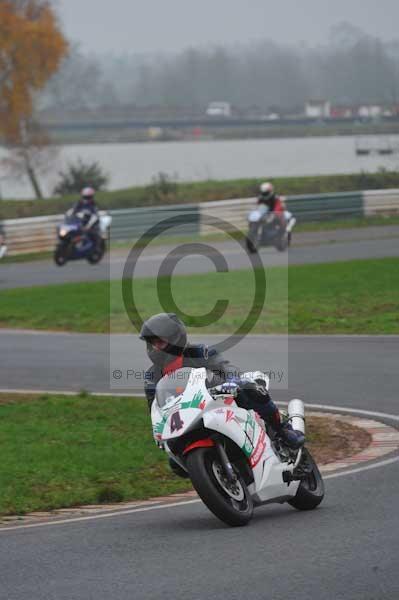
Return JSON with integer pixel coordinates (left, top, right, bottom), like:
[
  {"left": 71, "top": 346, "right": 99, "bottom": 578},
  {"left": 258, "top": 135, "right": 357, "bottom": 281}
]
[
  {"left": 140, "top": 313, "right": 304, "bottom": 471},
  {"left": 67, "top": 187, "right": 100, "bottom": 247}
]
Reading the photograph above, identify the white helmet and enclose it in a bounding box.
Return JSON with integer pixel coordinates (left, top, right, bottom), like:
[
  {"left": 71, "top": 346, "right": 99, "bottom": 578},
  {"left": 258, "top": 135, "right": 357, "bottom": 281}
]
[
  {"left": 259, "top": 182, "right": 274, "bottom": 199},
  {"left": 81, "top": 186, "right": 95, "bottom": 199}
]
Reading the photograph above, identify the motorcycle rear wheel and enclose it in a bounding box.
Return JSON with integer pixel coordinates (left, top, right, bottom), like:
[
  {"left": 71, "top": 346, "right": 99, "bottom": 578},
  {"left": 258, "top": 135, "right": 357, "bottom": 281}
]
[
  {"left": 186, "top": 447, "right": 253, "bottom": 526},
  {"left": 87, "top": 239, "right": 105, "bottom": 264},
  {"left": 288, "top": 448, "right": 325, "bottom": 510},
  {"left": 275, "top": 231, "right": 289, "bottom": 252}
]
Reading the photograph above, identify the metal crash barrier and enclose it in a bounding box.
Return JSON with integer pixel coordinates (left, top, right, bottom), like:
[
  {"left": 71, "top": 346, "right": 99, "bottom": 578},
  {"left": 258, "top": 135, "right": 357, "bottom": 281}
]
[{"left": 2, "top": 189, "right": 399, "bottom": 255}]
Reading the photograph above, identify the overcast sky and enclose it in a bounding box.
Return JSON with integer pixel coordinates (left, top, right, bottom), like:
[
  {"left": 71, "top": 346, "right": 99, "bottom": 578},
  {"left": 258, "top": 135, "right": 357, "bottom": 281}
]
[{"left": 56, "top": 0, "right": 399, "bottom": 55}]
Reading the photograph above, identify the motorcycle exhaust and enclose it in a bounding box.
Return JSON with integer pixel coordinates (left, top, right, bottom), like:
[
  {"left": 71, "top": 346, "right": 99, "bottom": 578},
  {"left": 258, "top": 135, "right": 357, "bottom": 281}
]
[{"left": 287, "top": 399, "right": 305, "bottom": 434}]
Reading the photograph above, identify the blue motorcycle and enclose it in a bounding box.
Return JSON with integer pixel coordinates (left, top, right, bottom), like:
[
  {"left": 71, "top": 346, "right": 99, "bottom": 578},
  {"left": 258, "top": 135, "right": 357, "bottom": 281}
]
[{"left": 54, "top": 213, "right": 110, "bottom": 266}]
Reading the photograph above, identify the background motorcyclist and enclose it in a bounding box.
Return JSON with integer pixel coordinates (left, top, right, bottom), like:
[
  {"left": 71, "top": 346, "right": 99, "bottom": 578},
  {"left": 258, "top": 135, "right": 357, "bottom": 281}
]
[
  {"left": 257, "top": 182, "right": 286, "bottom": 226},
  {"left": 0, "top": 221, "right": 7, "bottom": 259},
  {"left": 67, "top": 187, "right": 100, "bottom": 247},
  {"left": 139, "top": 313, "right": 304, "bottom": 465}
]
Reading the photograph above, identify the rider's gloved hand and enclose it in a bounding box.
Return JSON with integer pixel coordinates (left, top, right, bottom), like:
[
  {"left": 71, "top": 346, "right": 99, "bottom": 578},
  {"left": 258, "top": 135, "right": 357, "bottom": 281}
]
[{"left": 213, "top": 382, "right": 240, "bottom": 397}]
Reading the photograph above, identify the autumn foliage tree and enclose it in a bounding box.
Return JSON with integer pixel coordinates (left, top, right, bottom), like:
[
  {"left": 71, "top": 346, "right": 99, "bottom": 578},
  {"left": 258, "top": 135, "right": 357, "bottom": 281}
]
[{"left": 0, "top": 0, "right": 67, "bottom": 197}]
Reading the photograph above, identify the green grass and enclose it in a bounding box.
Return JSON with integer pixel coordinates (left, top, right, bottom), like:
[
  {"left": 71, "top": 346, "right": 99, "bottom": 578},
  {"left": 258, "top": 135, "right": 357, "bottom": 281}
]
[
  {"left": 0, "top": 393, "right": 349, "bottom": 517},
  {"left": 294, "top": 213, "right": 399, "bottom": 233},
  {"left": 0, "top": 257, "right": 398, "bottom": 334},
  {"left": 0, "top": 393, "right": 192, "bottom": 516},
  {"left": 2, "top": 169, "right": 399, "bottom": 218}
]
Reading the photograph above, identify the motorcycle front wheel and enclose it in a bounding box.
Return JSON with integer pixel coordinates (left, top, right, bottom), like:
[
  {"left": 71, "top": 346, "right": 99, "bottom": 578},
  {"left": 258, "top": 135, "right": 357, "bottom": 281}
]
[
  {"left": 246, "top": 223, "right": 261, "bottom": 254},
  {"left": 186, "top": 447, "right": 253, "bottom": 526},
  {"left": 54, "top": 243, "right": 68, "bottom": 266},
  {"left": 288, "top": 448, "right": 325, "bottom": 510}
]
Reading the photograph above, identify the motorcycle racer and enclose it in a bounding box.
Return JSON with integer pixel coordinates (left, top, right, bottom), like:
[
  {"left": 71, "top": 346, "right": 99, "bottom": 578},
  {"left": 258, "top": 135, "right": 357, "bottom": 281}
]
[
  {"left": 139, "top": 313, "right": 304, "bottom": 458},
  {"left": 257, "top": 182, "right": 286, "bottom": 225},
  {"left": 67, "top": 187, "right": 100, "bottom": 247}
]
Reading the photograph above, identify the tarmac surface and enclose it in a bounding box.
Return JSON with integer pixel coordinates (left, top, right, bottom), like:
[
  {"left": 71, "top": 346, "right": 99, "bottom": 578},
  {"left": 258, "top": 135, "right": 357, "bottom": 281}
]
[
  {"left": 0, "top": 334, "right": 398, "bottom": 600},
  {"left": 1, "top": 226, "right": 399, "bottom": 290}
]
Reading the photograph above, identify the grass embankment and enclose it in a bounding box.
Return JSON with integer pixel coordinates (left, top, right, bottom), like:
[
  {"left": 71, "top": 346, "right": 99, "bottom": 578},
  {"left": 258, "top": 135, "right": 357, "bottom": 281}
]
[
  {"left": 2, "top": 170, "right": 399, "bottom": 218},
  {"left": 0, "top": 393, "right": 370, "bottom": 517},
  {"left": 0, "top": 258, "right": 398, "bottom": 334}
]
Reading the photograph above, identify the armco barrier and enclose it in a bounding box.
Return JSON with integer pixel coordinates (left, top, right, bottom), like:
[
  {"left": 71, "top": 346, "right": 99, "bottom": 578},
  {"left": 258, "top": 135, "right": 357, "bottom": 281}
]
[
  {"left": 286, "top": 191, "right": 363, "bottom": 221},
  {"left": 4, "top": 214, "right": 62, "bottom": 255},
  {"left": 200, "top": 191, "right": 364, "bottom": 234},
  {"left": 363, "top": 189, "right": 399, "bottom": 216},
  {"left": 3, "top": 204, "right": 200, "bottom": 255},
  {"left": 2, "top": 189, "right": 399, "bottom": 255},
  {"left": 200, "top": 198, "right": 255, "bottom": 236},
  {"left": 110, "top": 203, "right": 200, "bottom": 242}
]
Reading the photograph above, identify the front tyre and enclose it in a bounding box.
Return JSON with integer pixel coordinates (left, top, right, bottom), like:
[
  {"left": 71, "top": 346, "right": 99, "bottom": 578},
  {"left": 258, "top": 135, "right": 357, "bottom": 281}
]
[
  {"left": 186, "top": 447, "right": 253, "bottom": 527},
  {"left": 246, "top": 223, "right": 261, "bottom": 254},
  {"left": 288, "top": 449, "right": 325, "bottom": 510},
  {"left": 54, "top": 243, "right": 68, "bottom": 266}
]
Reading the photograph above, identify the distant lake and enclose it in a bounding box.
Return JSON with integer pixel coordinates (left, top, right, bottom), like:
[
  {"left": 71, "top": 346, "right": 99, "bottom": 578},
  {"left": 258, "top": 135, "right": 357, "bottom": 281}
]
[{"left": 1, "top": 135, "right": 399, "bottom": 199}]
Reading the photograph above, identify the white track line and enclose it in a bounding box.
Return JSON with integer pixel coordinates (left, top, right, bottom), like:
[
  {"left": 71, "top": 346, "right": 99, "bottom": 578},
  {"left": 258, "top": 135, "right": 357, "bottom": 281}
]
[
  {"left": 0, "top": 403, "right": 397, "bottom": 533},
  {"left": 0, "top": 500, "right": 201, "bottom": 532}
]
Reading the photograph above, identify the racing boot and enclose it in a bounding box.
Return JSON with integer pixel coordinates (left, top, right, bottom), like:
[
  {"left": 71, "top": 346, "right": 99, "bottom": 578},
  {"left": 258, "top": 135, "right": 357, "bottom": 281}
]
[
  {"left": 261, "top": 401, "right": 304, "bottom": 450},
  {"left": 277, "top": 421, "right": 305, "bottom": 450}
]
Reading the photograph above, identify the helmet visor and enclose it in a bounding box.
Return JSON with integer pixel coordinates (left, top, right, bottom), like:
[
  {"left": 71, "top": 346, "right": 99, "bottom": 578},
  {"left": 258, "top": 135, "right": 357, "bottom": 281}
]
[{"left": 147, "top": 337, "right": 169, "bottom": 351}]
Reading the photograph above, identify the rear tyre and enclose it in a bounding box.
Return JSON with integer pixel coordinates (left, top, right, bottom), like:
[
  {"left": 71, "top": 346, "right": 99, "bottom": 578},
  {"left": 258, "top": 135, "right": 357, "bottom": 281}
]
[
  {"left": 288, "top": 449, "right": 325, "bottom": 510},
  {"left": 275, "top": 231, "right": 289, "bottom": 252},
  {"left": 54, "top": 244, "right": 68, "bottom": 266},
  {"left": 186, "top": 447, "right": 253, "bottom": 527}
]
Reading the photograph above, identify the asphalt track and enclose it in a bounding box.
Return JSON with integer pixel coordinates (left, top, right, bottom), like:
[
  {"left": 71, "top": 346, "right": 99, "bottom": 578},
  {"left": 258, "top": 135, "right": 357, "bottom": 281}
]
[
  {"left": 0, "top": 229, "right": 398, "bottom": 600},
  {"left": 1, "top": 226, "right": 399, "bottom": 290},
  {"left": 0, "top": 334, "right": 398, "bottom": 600}
]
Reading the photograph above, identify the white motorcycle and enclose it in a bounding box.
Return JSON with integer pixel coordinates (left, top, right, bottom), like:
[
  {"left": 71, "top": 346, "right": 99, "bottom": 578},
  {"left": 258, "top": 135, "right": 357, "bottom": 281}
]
[
  {"left": 246, "top": 205, "right": 296, "bottom": 254},
  {"left": 151, "top": 367, "right": 324, "bottom": 527}
]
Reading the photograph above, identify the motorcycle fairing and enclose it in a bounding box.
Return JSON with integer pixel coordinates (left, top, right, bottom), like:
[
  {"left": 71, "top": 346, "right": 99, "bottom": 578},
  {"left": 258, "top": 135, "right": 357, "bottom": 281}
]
[{"left": 152, "top": 367, "right": 300, "bottom": 502}]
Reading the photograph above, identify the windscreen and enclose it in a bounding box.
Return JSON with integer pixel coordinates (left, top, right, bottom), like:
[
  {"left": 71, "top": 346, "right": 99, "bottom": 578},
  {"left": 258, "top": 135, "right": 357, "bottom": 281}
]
[{"left": 155, "top": 367, "right": 194, "bottom": 408}]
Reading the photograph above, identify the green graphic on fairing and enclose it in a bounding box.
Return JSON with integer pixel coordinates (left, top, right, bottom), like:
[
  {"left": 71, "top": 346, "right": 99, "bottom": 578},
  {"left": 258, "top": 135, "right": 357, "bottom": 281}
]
[
  {"left": 242, "top": 413, "right": 256, "bottom": 457},
  {"left": 153, "top": 416, "right": 167, "bottom": 436},
  {"left": 180, "top": 391, "right": 205, "bottom": 410},
  {"left": 154, "top": 391, "right": 205, "bottom": 438}
]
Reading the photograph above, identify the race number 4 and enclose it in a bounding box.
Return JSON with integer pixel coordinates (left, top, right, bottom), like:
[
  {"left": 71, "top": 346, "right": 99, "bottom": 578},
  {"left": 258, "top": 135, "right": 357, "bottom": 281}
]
[{"left": 170, "top": 411, "right": 184, "bottom": 433}]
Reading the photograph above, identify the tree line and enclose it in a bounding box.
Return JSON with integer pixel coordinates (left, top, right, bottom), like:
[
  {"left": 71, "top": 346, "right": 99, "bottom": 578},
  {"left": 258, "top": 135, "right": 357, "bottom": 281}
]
[{"left": 41, "top": 22, "right": 399, "bottom": 114}]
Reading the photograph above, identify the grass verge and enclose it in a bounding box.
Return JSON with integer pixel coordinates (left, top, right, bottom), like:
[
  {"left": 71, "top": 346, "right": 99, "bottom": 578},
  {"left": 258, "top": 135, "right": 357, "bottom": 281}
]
[
  {"left": 0, "top": 258, "right": 398, "bottom": 334},
  {"left": 0, "top": 393, "right": 370, "bottom": 517}
]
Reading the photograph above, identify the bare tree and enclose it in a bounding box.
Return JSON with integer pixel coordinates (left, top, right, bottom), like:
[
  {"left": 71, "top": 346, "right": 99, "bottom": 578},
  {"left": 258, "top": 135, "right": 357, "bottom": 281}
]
[{"left": 1, "top": 119, "right": 59, "bottom": 199}]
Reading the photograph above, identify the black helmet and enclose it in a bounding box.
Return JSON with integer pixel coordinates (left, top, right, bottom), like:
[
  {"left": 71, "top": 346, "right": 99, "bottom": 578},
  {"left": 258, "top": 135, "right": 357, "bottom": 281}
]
[{"left": 140, "top": 313, "right": 187, "bottom": 368}]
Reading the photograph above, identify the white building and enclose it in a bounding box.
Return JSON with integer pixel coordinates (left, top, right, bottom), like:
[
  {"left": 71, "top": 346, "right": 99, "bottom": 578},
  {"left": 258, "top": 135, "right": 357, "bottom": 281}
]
[
  {"left": 358, "top": 105, "right": 383, "bottom": 119},
  {"left": 305, "top": 100, "right": 331, "bottom": 119},
  {"left": 205, "top": 102, "right": 232, "bottom": 117}
]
